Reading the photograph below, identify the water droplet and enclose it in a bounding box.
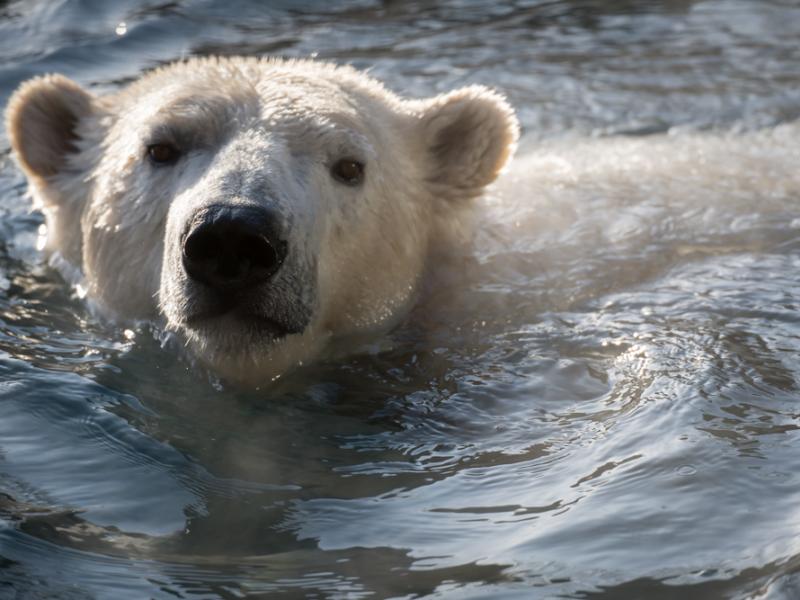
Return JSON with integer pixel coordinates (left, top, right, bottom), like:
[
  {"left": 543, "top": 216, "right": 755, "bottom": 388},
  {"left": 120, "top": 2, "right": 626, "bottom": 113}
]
[
  {"left": 676, "top": 465, "right": 697, "bottom": 476},
  {"left": 36, "top": 223, "right": 47, "bottom": 251},
  {"left": 115, "top": 22, "right": 127, "bottom": 36},
  {"left": 123, "top": 329, "right": 135, "bottom": 340}
]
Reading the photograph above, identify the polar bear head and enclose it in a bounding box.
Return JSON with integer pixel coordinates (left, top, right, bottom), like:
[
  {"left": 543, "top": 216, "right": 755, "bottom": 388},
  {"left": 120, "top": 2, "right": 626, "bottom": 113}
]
[{"left": 6, "top": 58, "right": 518, "bottom": 384}]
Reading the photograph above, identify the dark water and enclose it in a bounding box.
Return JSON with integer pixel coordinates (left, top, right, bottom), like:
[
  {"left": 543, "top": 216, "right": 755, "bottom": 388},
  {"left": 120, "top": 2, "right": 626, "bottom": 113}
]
[{"left": 1, "top": 1, "right": 800, "bottom": 598}]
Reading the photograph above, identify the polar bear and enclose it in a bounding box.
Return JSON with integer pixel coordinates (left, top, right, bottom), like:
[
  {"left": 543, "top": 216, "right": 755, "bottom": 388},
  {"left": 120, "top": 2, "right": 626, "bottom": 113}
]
[{"left": 5, "top": 57, "right": 518, "bottom": 384}]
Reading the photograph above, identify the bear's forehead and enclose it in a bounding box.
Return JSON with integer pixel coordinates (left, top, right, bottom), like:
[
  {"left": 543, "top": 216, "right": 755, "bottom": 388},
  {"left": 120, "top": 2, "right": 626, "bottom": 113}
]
[
  {"left": 114, "top": 58, "right": 397, "bottom": 127},
  {"left": 101, "top": 58, "right": 403, "bottom": 159},
  {"left": 123, "top": 89, "right": 375, "bottom": 156}
]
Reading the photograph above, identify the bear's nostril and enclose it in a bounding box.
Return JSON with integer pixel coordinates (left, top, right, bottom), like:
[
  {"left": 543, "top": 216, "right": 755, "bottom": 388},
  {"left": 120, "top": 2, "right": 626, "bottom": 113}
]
[
  {"left": 182, "top": 206, "right": 285, "bottom": 290},
  {"left": 236, "top": 235, "right": 280, "bottom": 276},
  {"left": 184, "top": 230, "right": 219, "bottom": 265}
]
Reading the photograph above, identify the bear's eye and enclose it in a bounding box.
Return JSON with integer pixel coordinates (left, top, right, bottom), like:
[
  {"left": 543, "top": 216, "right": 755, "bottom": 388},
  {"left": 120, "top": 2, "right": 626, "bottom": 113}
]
[
  {"left": 331, "top": 158, "right": 364, "bottom": 186},
  {"left": 146, "top": 143, "right": 181, "bottom": 166}
]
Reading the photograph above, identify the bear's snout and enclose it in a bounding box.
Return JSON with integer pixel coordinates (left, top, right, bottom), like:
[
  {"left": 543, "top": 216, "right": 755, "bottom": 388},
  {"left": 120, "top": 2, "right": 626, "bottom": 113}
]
[{"left": 181, "top": 205, "right": 287, "bottom": 293}]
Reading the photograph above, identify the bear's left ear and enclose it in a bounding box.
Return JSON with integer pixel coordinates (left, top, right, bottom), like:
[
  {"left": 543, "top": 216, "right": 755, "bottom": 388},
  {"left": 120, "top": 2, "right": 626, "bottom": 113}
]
[{"left": 416, "top": 85, "right": 519, "bottom": 198}]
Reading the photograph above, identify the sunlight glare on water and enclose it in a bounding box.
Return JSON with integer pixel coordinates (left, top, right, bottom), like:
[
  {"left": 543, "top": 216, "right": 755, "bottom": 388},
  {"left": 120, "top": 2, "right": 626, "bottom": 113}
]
[{"left": 0, "top": 1, "right": 799, "bottom": 598}]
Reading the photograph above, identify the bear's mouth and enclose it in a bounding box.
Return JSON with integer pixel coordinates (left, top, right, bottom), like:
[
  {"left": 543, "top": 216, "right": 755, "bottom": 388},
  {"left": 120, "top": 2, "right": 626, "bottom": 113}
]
[{"left": 184, "top": 307, "right": 300, "bottom": 341}]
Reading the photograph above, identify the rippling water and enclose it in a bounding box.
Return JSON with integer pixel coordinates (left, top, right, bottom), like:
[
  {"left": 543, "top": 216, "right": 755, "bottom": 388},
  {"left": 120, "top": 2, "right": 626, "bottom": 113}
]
[{"left": 1, "top": 1, "right": 800, "bottom": 598}]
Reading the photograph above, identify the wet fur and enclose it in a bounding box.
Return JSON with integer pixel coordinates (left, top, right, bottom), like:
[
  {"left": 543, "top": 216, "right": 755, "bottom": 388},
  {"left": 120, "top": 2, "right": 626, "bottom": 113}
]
[{"left": 5, "top": 57, "right": 519, "bottom": 384}]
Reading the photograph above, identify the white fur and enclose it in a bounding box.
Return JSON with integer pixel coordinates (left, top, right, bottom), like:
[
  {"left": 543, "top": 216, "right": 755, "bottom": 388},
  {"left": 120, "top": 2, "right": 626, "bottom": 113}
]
[{"left": 5, "top": 57, "right": 519, "bottom": 385}]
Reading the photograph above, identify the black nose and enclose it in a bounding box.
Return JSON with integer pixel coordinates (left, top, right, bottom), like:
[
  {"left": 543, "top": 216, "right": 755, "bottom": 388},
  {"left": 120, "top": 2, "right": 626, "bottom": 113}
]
[{"left": 182, "top": 205, "right": 286, "bottom": 290}]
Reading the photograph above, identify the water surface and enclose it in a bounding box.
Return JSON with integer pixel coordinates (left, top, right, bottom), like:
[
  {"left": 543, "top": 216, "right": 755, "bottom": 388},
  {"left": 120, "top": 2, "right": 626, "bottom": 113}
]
[{"left": 1, "top": 1, "right": 800, "bottom": 598}]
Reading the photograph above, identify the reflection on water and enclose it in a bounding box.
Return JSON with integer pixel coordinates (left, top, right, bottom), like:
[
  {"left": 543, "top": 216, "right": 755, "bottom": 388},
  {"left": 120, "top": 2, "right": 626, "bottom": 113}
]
[{"left": 1, "top": 1, "right": 800, "bottom": 598}]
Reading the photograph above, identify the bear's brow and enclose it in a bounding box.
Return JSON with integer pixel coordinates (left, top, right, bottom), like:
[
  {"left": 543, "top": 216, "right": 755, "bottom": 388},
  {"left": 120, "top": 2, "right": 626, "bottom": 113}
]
[
  {"left": 275, "top": 114, "right": 374, "bottom": 162},
  {"left": 146, "top": 94, "right": 257, "bottom": 145}
]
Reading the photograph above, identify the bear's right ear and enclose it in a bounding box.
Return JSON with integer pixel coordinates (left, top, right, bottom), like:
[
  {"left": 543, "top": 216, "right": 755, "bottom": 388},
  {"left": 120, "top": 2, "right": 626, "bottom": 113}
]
[{"left": 5, "top": 74, "right": 96, "bottom": 182}]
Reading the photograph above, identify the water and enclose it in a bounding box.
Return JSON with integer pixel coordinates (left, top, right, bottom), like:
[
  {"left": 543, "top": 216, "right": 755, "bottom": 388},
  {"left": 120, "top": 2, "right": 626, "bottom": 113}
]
[{"left": 1, "top": 1, "right": 799, "bottom": 598}]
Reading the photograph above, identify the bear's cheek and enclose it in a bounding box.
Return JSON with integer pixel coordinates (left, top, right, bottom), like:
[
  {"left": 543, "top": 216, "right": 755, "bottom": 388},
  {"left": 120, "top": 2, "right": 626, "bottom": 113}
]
[
  {"left": 79, "top": 174, "right": 168, "bottom": 320},
  {"left": 314, "top": 195, "right": 428, "bottom": 335}
]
